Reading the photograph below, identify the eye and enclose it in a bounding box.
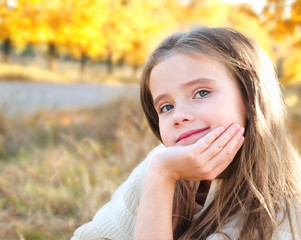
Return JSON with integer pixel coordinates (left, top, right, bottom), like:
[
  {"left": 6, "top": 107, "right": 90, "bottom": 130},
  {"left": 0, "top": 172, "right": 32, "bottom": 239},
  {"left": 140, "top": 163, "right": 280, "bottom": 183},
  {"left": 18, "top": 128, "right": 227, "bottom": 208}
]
[
  {"left": 195, "top": 90, "right": 209, "bottom": 99},
  {"left": 160, "top": 104, "right": 174, "bottom": 113}
]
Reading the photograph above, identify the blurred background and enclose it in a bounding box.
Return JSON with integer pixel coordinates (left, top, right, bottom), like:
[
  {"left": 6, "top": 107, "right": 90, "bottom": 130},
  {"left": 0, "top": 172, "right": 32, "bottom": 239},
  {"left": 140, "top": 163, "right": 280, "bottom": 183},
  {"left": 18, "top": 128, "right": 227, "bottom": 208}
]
[{"left": 0, "top": 0, "right": 300, "bottom": 239}]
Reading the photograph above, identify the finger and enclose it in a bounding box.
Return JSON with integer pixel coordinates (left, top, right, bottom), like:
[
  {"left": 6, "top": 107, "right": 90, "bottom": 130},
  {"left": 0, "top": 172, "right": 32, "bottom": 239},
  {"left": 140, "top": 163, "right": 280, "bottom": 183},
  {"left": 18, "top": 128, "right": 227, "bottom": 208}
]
[
  {"left": 203, "top": 128, "right": 245, "bottom": 180},
  {"left": 202, "top": 123, "right": 242, "bottom": 160},
  {"left": 207, "top": 136, "right": 244, "bottom": 180},
  {"left": 189, "top": 126, "right": 226, "bottom": 153}
]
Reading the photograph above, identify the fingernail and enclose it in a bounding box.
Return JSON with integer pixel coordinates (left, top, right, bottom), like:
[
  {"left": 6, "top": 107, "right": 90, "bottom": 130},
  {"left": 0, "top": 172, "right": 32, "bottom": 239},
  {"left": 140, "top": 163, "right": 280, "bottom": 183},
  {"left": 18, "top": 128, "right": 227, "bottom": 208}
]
[
  {"left": 219, "top": 126, "right": 226, "bottom": 132},
  {"left": 240, "top": 127, "right": 245, "bottom": 134},
  {"left": 233, "top": 123, "right": 240, "bottom": 131},
  {"left": 239, "top": 136, "right": 245, "bottom": 144}
]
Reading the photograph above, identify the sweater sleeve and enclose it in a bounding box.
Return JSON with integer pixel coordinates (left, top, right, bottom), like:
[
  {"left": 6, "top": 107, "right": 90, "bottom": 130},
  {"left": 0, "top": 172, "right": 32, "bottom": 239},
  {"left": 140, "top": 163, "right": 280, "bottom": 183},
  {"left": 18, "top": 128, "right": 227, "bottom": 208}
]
[{"left": 71, "top": 144, "right": 164, "bottom": 240}]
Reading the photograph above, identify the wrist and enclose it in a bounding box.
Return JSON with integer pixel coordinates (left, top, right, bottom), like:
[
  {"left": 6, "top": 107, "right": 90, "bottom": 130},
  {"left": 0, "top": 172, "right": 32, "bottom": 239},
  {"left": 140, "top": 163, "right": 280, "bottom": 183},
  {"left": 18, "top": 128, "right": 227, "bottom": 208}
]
[{"left": 147, "top": 152, "right": 179, "bottom": 184}]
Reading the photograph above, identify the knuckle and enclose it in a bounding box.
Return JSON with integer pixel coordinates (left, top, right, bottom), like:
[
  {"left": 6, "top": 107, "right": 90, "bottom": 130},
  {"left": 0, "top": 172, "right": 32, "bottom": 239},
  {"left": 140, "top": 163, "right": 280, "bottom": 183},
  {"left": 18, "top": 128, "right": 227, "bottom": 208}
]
[
  {"left": 217, "top": 143, "right": 223, "bottom": 151},
  {"left": 225, "top": 149, "right": 232, "bottom": 157},
  {"left": 206, "top": 173, "right": 216, "bottom": 181},
  {"left": 204, "top": 138, "right": 212, "bottom": 147},
  {"left": 202, "top": 165, "right": 212, "bottom": 174},
  {"left": 186, "top": 151, "right": 195, "bottom": 161}
]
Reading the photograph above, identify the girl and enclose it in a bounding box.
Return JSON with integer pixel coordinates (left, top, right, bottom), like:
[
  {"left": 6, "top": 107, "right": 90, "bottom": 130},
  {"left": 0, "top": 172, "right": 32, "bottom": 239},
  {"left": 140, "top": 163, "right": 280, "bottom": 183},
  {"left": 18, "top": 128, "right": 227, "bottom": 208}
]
[{"left": 72, "top": 27, "right": 301, "bottom": 240}]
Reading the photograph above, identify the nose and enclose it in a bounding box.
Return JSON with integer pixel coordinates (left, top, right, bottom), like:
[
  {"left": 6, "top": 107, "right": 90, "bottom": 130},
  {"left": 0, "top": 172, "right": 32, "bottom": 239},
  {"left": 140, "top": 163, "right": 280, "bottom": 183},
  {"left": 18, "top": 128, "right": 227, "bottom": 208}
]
[{"left": 173, "top": 106, "right": 195, "bottom": 127}]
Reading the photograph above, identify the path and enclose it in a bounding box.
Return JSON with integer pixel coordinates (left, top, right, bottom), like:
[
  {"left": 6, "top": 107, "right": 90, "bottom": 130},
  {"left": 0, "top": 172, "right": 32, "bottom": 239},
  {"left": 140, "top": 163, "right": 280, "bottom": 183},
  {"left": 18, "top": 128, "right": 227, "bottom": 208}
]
[{"left": 0, "top": 81, "right": 139, "bottom": 115}]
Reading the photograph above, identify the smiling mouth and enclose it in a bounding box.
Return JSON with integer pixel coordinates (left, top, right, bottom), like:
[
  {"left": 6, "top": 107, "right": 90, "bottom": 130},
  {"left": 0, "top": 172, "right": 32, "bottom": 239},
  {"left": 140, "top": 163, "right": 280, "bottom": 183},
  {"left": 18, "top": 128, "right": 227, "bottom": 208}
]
[{"left": 176, "top": 127, "right": 210, "bottom": 143}]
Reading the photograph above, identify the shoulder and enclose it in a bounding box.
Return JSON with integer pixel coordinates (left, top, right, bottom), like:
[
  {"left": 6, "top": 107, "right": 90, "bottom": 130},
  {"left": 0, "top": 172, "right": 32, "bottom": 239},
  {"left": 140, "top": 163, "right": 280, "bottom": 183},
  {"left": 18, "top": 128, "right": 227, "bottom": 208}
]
[{"left": 71, "top": 144, "right": 165, "bottom": 240}]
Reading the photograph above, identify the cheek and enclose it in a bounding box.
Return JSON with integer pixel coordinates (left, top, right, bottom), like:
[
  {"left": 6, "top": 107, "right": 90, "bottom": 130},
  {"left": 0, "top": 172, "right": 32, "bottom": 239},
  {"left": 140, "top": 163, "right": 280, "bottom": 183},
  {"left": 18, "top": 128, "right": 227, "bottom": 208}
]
[
  {"left": 222, "top": 88, "right": 247, "bottom": 128},
  {"left": 159, "top": 121, "right": 176, "bottom": 147},
  {"left": 232, "top": 103, "right": 247, "bottom": 129},
  {"left": 158, "top": 120, "right": 170, "bottom": 146},
  {"left": 210, "top": 100, "right": 247, "bottom": 129},
  {"left": 235, "top": 94, "right": 247, "bottom": 128}
]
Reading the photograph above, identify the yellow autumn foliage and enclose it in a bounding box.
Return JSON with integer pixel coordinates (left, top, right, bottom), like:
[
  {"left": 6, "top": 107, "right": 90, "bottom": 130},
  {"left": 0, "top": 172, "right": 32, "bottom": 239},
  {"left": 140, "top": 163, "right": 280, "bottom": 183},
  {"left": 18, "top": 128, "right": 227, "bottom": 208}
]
[
  {"left": 262, "top": 0, "right": 301, "bottom": 85},
  {"left": 0, "top": 0, "right": 299, "bottom": 79}
]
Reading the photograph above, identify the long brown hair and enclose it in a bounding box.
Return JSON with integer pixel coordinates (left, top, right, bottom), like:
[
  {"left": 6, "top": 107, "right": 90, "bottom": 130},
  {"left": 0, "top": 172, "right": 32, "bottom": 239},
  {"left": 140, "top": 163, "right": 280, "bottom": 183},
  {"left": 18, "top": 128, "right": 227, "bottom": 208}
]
[{"left": 140, "top": 26, "right": 301, "bottom": 239}]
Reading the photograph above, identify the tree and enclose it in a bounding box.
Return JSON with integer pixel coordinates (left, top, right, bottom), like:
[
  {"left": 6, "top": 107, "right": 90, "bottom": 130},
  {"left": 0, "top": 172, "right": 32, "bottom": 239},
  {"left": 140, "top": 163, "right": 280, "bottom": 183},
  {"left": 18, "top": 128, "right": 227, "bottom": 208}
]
[
  {"left": 0, "top": 0, "right": 19, "bottom": 62},
  {"left": 262, "top": 0, "right": 301, "bottom": 84}
]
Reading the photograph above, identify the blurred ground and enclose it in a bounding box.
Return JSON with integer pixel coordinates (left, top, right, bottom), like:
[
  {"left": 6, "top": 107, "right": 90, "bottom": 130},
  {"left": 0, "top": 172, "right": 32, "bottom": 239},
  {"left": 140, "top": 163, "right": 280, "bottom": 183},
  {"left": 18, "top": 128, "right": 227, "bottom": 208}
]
[
  {"left": 0, "top": 59, "right": 141, "bottom": 85},
  {"left": 0, "top": 97, "right": 159, "bottom": 240},
  {"left": 0, "top": 81, "right": 138, "bottom": 115}
]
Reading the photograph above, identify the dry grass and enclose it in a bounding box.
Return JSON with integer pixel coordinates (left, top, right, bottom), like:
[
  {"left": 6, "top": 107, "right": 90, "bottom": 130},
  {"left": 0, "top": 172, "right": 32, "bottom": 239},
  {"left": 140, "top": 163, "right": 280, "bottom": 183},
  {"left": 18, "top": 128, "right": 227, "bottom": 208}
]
[{"left": 0, "top": 97, "right": 159, "bottom": 240}]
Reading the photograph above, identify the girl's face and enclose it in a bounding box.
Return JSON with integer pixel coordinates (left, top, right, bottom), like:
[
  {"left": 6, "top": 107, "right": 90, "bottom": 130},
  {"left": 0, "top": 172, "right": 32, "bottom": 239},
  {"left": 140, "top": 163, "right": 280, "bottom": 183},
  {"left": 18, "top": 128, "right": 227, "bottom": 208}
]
[{"left": 150, "top": 53, "right": 247, "bottom": 147}]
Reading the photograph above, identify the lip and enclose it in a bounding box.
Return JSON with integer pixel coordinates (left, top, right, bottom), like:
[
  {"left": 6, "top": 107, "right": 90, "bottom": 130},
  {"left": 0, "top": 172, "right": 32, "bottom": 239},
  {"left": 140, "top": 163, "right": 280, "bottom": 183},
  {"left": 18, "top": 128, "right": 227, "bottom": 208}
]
[{"left": 176, "top": 127, "right": 210, "bottom": 143}]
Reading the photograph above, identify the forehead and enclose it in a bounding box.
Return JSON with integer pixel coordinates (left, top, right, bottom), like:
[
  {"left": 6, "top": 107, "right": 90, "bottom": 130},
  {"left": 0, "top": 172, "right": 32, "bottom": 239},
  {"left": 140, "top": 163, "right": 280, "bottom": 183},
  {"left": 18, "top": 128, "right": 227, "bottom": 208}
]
[{"left": 149, "top": 53, "right": 236, "bottom": 95}]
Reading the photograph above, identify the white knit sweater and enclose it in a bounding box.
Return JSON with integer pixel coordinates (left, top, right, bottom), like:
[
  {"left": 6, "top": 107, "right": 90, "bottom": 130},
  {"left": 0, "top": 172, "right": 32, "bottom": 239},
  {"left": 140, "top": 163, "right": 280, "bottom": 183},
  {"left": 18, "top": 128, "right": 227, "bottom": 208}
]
[{"left": 71, "top": 145, "right": 301, "bottom": 240}]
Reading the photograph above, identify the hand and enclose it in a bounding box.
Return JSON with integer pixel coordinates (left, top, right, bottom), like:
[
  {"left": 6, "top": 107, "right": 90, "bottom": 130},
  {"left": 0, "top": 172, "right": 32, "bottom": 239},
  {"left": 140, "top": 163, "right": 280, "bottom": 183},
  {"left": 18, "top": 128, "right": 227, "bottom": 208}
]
[{"left": 150, "top": 123, "right": 245, "bottom": 183}]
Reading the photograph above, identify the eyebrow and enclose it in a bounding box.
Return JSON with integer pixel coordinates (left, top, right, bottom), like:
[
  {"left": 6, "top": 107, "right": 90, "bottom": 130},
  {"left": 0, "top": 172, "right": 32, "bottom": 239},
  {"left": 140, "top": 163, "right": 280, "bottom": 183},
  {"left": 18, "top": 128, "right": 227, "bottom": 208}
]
[
  {"left": 182, "top": 78, "right": 216, "bottom": 88},
  {"left": 153, "top": 78, "right": 216, "bottom": 108},
  {"left": 153, "top": 94, "right": 169, "bottom": 109}
]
